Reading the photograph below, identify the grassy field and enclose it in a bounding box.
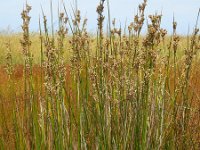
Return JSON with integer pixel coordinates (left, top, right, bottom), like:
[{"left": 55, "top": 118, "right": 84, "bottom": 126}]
[{"left": 0, "top": 0, "right": 200, "bottom": 149}]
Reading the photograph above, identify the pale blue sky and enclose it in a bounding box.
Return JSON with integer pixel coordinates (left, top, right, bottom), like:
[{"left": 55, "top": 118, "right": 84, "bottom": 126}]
[{"left": 0, "top": 0, "right": 200, "bottom": 34}]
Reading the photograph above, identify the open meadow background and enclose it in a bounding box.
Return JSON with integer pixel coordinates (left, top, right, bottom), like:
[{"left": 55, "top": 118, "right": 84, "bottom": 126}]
[{"left": 0, "top": 0, "right": 200, "bottom": 149}]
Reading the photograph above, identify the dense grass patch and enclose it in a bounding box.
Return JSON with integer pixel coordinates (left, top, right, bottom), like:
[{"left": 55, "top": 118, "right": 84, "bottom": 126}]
[{"left": 0, "top": 0, "right": 200, "bottom": 149}]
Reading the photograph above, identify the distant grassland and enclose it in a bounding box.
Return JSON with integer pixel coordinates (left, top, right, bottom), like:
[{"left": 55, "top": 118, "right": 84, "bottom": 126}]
[
  {"left": 0, "top": 34, "right": 73, "bottom": 64},
  {"left": 0, "top": 34, "right": 192, "bottom": 64}
]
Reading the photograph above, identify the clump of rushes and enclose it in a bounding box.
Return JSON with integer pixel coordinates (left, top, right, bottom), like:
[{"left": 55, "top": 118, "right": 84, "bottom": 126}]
[
  {"left": 179, "top": 25, "right": 200, "bottom": 149},
  {"left": 41, "top": 9, "right": 70, "bottom": 149},
  {"left": 69, "top": 7, "right": 91, "bottom": 148},
  {"left": 20, "top": 3, "right": 35, "bottom": 149},
  {"left": 1, "top": 0, "right": 200, "bottom": 149}
]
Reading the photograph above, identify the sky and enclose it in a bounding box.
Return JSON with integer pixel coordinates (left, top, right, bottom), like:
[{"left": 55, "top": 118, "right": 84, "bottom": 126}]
[{"left": 0, "top": 0, "right": 200, "bottom": 34}]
